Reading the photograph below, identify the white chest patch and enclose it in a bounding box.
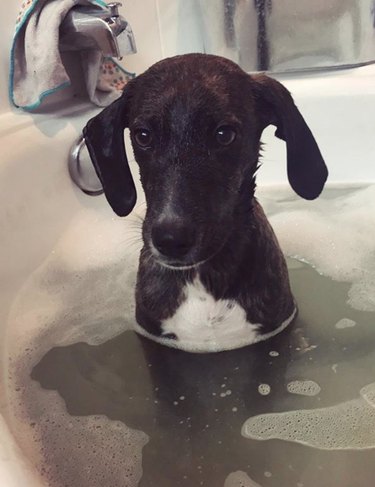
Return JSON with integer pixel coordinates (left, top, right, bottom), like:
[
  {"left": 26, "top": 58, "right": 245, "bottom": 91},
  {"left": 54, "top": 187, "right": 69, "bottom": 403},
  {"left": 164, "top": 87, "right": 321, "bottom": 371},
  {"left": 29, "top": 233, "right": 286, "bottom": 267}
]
[
  {"left": 161, "top": 278, "right": 259, "bottom": 352},
  {"left": 134, "top": 278, "right": 296, "bottom": 353}
]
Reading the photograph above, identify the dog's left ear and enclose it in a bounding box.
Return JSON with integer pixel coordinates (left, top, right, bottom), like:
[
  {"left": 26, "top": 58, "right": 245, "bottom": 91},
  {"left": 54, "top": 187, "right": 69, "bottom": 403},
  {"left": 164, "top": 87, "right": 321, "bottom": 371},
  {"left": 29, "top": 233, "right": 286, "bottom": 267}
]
[
  {"left": 251, "top": 74, "right": 328, "bottom": 200},
  {"left": 83, "top": 83, "right": 137, "bottom": 217}
]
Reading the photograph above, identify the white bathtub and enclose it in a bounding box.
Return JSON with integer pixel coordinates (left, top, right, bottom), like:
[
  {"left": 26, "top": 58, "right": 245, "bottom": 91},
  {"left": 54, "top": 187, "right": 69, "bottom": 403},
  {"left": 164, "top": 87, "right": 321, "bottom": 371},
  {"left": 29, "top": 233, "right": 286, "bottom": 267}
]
[{"left": 0, "top": 64, "right": 375, "bottom": 485}]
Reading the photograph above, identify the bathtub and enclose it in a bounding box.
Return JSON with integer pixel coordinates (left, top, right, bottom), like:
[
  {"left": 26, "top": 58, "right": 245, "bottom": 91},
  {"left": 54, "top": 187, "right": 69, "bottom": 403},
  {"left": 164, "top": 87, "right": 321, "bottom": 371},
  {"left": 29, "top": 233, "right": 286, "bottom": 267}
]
[{"left": 0, "top": 64, "right": 375, "bottom": 485}]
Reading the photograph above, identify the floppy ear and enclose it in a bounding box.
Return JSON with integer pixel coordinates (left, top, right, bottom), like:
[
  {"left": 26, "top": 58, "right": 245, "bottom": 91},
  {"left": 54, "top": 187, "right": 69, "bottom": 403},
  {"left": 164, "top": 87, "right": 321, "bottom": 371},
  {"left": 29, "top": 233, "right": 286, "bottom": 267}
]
[
  {"left": 83, "top": 86, "right": 136, "bottom": 216},
  {"left": 251, "top": 74, "right": 328, "bottom": 200}
]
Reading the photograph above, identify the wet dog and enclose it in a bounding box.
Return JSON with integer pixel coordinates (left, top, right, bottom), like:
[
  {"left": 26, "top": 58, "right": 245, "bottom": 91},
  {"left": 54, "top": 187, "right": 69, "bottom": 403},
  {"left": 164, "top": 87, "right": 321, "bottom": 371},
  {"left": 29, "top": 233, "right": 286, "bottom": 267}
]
[{"left": 83, "top": 53, "right": 327, "bottom": 352}]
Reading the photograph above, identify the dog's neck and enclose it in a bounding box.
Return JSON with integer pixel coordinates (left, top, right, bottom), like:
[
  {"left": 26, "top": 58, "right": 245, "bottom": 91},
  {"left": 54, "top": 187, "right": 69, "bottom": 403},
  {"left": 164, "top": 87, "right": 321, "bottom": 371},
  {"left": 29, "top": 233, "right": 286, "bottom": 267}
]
[
  {"left": 150, "top": 198, "right": 288, "bottom": 302},
  {"left": 199, "top": 198, "right": 273, "bottom": 290},
  {"left": 188, "top": 176, "right": 259, "bottom": 286}
]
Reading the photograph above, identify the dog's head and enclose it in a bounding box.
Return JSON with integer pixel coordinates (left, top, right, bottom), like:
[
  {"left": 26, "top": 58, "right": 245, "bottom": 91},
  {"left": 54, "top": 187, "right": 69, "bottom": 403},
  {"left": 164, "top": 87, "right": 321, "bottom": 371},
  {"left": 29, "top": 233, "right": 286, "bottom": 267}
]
[{"left": 84, "top": 54, "right": 327, "bottom": 269}]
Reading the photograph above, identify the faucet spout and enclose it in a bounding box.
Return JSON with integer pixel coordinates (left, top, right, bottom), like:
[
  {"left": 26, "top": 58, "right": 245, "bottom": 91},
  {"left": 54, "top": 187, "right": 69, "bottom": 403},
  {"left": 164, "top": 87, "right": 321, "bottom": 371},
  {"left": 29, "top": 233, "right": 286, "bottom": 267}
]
[{"left": 59, "top": 2, "right": 137, "bottom": 58}]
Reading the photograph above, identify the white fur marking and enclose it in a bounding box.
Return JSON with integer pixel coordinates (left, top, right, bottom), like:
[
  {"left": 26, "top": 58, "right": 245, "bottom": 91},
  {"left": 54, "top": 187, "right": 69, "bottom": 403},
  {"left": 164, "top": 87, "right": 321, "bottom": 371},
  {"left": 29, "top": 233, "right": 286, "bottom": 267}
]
[
  {"left": 134, "top": 279, "right": 297, "bottom": 353},
  {"left": 161, "top": 279, "right": 259, "bottom": 346}
]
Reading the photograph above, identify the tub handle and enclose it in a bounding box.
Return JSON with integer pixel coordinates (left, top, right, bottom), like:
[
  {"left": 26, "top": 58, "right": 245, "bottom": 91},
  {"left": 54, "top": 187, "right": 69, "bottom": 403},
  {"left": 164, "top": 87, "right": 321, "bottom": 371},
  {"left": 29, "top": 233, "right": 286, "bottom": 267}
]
[{"left": 68, "top": 134, "right": 104, "bottom": 196}]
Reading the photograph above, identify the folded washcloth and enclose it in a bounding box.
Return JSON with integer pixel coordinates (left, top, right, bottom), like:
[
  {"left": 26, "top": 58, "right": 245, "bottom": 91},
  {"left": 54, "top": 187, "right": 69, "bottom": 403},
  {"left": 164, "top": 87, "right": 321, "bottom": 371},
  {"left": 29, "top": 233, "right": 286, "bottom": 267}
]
[{"left": 9, "top": 0, "right": 135, "bottom": 110}]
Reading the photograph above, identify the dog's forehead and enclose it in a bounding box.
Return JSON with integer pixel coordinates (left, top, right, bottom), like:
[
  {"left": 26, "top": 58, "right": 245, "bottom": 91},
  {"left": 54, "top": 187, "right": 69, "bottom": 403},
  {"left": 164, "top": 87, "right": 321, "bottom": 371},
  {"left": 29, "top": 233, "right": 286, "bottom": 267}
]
[{"left": 132, "top": 55, "right": 250, "bottom": 121}]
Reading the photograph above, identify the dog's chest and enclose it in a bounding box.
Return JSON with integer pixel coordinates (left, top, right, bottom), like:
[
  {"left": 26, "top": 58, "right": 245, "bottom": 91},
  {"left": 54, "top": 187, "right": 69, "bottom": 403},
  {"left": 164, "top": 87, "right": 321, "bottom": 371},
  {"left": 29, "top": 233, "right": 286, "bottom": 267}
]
[{"left": 161, "top": 278, "right": 260, "bottom": 351}]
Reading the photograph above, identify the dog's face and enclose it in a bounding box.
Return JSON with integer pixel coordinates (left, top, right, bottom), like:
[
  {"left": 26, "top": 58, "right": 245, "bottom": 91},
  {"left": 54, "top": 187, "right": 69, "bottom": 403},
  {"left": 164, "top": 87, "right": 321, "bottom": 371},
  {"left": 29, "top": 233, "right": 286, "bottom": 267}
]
[
  {"left": 128, "top": 57, "right": 261, "bottom": 268},
  {"left": 83, "top": 54, "right": 327, "bottom": 269}
]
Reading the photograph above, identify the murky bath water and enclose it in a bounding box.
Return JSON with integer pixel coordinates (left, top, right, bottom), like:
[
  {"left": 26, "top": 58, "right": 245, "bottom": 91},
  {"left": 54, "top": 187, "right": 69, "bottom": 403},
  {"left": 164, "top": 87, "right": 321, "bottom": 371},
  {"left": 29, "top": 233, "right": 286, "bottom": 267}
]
[{"left": 4, "top": 185, "right": 375, "bottom": 487}]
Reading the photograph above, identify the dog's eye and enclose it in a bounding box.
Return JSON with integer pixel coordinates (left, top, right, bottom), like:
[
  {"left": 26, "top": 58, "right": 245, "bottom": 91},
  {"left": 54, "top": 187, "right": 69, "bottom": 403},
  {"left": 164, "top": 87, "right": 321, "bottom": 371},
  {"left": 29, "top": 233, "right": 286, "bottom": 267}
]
[
  {"left": 134, "top": 129, "right": 152, "bottom": 148},
  {"left": 215, "top": 125, "right": 237, "bottom": 146}
]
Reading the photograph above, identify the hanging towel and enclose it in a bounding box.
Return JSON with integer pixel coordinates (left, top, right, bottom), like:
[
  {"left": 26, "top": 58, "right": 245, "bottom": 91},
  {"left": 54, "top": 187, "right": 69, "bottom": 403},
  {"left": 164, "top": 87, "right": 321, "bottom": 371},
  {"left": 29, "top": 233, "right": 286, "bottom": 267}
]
[{"left": 9, "top": 0, "right": 135, "bottom": 110}]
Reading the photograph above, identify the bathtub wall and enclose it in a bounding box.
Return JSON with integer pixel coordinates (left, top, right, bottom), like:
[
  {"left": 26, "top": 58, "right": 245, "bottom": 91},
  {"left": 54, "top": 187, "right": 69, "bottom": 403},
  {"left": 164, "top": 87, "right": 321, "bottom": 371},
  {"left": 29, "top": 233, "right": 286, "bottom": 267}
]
[
  {"left": 3, "top": 1, "right": 375, "bottom": 111},
  {"left": 0, "top": 0, "right": 375, "bottom": 183},
  {"left": 0, "top": 1, "right": 374, "bottom": 195}
]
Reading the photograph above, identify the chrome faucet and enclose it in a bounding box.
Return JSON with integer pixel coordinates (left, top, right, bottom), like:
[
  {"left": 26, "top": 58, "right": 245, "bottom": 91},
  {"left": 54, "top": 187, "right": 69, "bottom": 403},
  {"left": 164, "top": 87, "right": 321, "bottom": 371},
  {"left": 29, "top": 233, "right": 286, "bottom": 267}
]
[{"left": 59, "top": 2, "right": 136, "bottom": 59}]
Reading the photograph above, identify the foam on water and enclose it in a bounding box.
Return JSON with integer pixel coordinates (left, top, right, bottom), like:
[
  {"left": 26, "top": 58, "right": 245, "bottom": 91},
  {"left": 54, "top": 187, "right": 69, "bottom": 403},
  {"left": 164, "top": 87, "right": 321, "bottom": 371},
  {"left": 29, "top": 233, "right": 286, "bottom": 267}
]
[
  {"left": 4, "top": 206, "right": 148, "bottom": 486},
  {"left": 360, "top": 384, "right": 375, "bottom": 408},
  {"left": 261, "top": 184, "right": 375, "bottom": 312},
  {"left": 224, "top": 470, "right": 263, "bottom": 487},
  {"left": 242, "top": 382, "right": 375, "bottom": 450},
  {"left": 258, "top": 384, "right": 271, "bottom": 396},
  {"left": 335, "top": 318, "right": 357, "bottom": 329},
  {"left": 286, "top": 380, "right": 321, "bottom": 397}
]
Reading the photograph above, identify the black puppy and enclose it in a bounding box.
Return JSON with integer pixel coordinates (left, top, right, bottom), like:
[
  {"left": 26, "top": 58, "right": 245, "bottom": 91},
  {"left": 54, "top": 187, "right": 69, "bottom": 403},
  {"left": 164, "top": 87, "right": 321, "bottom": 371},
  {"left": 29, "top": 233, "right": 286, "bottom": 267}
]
[{"left": 83, "top": 53, "right": 327, "bottom": 352}]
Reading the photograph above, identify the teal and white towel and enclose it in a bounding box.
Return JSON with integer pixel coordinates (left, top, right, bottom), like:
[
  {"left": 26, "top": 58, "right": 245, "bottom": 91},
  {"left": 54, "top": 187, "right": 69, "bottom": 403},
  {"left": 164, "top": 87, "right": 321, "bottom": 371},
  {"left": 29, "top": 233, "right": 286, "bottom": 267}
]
[{"left": 9, "top": 0, "right": 134, "bottom": 110}]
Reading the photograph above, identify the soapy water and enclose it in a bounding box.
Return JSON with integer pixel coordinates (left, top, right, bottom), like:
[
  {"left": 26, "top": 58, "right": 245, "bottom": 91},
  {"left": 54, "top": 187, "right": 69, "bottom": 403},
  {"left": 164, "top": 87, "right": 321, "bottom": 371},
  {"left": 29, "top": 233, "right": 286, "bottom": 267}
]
[
  {"left": 258, "top": 384, "right": 271, "bottom": 396},
  {"left": 286, "top": 380, "right": 321, "bottom": 397},
  {"left": 261, "top": 184, "right": 375, "bottom": 312},
  {"left": 242, "top": 382, "right": 375, "bottom": 450},
  {"left": 335, "top": 318, "right": 357, "bottom": 329},
  {"left": 4, "top": 208, "right": 149, "bottom": 486},
  {"left": 360, "top": 383, "right": 375, "bottom": 408},
  {"left": 224, "top": 471, "right": 262, "bottom": 487},
  {"left": 240, "top": 183, "right": 375, "bottom": 457},
  {"left": 3, "top": 184, "right": 375, "bottom": 486}
]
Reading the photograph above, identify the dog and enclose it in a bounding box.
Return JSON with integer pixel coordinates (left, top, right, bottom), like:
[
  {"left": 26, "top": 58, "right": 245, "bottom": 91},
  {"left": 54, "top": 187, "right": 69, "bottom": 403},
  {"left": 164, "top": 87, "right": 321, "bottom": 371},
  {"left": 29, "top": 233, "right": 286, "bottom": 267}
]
[{"left": 83, "top": 53, "right": 328, "bottom": 353}]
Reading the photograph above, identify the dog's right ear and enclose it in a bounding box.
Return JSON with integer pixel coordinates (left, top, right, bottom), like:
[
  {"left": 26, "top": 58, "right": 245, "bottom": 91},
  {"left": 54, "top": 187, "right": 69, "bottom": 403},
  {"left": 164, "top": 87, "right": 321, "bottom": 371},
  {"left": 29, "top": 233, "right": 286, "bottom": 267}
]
[{"left": 83, "top": 82, "right": 136, "bottom": 217}]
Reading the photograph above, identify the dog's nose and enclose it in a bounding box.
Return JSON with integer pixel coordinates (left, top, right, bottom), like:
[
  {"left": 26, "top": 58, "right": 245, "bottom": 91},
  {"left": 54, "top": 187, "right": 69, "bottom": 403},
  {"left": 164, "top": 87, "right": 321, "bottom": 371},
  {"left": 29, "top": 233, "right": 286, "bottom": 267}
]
[{"left": 152, "top": 222, "right": 195, "bottom": 259}]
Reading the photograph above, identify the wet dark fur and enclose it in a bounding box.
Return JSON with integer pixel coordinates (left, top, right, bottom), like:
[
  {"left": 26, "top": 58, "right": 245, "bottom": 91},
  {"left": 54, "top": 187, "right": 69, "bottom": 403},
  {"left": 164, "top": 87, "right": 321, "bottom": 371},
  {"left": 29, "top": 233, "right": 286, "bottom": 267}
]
[
  {"left": 136, "top": 200, "right": 293, "bottom": 336},
  {"left": 83, "top": 53, "right": 327, "bottom": 342}
]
